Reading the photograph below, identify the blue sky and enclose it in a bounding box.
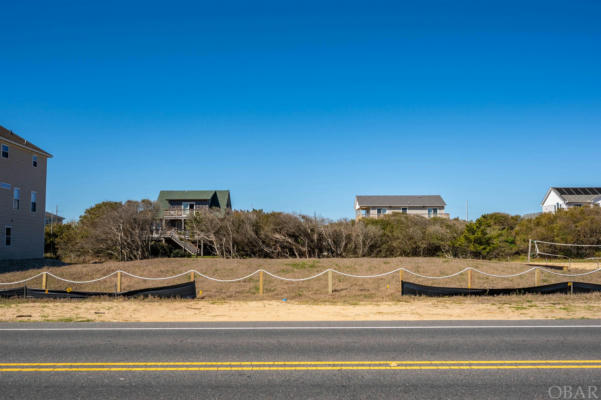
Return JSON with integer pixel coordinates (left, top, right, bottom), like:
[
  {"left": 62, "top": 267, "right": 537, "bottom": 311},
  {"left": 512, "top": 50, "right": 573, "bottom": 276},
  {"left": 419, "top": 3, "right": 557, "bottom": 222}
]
[{"left": 1, "top": 1, "right": 600, "bottom": 221}]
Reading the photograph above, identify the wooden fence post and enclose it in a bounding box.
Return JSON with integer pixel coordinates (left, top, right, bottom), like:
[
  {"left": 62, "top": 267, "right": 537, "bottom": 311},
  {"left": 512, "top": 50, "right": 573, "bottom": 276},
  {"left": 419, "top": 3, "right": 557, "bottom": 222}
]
[
  {"left": 535, "top": 268, "right": 540, "bottom": 287},
  {"left": 42, "top": 272, "right": 47, "bottom": 290},
  {"left": 259, "top": 270, "right": 264, "bottom": 296},
  {"left": 328, "top": 270, "right": 333, "bottom": 295},
  {"left": 399, "top": 270, "right": 403, "bottom": 296},
  {"left": 527, "top": 239, "right": 532, "bottom": 263},
  {"left": 190, "top": 271, "right": 195, "bottom": 282},
  {"left": 117, "top": 271, "right": 122, "bottom": 293},
  {"left": 467, "top": 270, "right": 472, "bottom": 290}
]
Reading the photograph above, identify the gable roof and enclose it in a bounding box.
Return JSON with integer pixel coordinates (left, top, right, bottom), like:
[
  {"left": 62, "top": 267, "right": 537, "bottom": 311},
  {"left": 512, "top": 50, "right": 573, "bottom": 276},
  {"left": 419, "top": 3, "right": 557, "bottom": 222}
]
[
  {"left": 0, "top": 125, "right": 53, "bottom": 158},
  {"left": 355, "top": 195, "right": 446, "bottom": 208},
  {"left": 542, "top": 187, "right": 601, "bottom": 205},
  {"left": 214, "top": 190, "right": 232, "bottom": 210},
  {"left": 157, "top": 190, "right": 231, "bottom": 215}
]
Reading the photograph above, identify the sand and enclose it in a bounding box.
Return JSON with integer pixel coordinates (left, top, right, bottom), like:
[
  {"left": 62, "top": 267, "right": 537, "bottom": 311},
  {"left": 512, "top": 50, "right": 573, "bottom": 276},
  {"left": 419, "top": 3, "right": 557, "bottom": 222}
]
[{"left": 2, "top": 293, "right": 601, "bottom": 322}]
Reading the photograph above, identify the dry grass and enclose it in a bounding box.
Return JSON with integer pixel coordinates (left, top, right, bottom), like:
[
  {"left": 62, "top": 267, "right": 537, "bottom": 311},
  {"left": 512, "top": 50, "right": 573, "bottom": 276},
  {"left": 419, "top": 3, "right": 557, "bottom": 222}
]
[{"left": 1, "top": 257, "right": 600, "bottom": 302}]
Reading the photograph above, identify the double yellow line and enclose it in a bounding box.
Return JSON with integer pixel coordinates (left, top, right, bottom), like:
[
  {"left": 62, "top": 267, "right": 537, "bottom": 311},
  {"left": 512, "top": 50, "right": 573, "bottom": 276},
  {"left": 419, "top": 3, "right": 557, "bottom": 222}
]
[{"left": 1, "top": 360, "right": 601, "bottom": 372}]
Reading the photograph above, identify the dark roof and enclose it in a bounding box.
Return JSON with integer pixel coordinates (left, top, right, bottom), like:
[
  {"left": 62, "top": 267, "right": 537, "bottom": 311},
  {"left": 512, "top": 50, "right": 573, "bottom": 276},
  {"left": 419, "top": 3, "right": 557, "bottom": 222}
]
[
  {"left": 356, "top": 195, "right": 446, "bottom": 207},
  {"left": 157, "top": 190, "right": 231, "bottom": 216},
  {"left": 550, "top": 187, "right": 601, "bottom": 204},
  {"left": 214, "top": 190, "right": 232, "bottom": 210},
  {"left": 555, "top": 187, "right": 601, "bottom": 196},
  {"left": 0, "top": 125, "right": 52, "bottom": 157}
]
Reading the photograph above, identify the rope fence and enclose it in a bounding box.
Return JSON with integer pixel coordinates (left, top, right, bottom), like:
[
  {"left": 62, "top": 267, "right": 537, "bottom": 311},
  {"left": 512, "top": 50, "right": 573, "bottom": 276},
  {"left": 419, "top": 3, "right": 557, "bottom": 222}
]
[{"left": 2, "top": 266, "right": 601, "bottom": 295}]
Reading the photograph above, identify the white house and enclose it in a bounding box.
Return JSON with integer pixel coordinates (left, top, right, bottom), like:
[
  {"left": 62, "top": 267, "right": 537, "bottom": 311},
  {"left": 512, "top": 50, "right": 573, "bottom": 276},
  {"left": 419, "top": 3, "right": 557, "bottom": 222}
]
[
  {"left": 541, "top": 187, "right": 601, "bottom": 213},
  {"left": 355, "top": 195, "right": 449, "bottom": 220}
]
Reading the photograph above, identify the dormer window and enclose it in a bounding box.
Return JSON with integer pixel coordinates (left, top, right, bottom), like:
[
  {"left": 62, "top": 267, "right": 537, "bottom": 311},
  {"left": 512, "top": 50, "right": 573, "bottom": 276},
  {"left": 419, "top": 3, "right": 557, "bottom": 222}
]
[
  {"left": 1, "top": 144, "right": 7, "bottom": 158},
  {"left": 33, "top": 155, "right": 38, "bottom": 167}
]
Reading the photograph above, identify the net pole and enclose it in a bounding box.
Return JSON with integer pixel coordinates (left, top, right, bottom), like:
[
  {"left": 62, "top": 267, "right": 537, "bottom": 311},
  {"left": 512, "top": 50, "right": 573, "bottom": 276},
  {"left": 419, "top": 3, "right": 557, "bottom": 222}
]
[{"left": 528, "top": 239, "right": 532, "bottom": 263}]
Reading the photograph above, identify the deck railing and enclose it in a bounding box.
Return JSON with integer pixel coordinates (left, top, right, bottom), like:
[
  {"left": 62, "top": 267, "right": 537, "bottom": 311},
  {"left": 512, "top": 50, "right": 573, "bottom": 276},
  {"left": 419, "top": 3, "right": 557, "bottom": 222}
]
[
  {"left": 163, "top": 208, "right": 207, "bottom": 218},
  {"left": 357, "top": 212, "right": 451, "bottom": 219}
]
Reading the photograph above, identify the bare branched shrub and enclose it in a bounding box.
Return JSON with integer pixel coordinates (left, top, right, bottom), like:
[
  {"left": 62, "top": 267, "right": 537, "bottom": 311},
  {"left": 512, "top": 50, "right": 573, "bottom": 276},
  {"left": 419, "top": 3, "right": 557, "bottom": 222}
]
[
  {"left": 53, "top": 200, "right": 601, "bottom": 262},
  {"left": 56, "top": 200, "right": 157, "bottom": 262}
]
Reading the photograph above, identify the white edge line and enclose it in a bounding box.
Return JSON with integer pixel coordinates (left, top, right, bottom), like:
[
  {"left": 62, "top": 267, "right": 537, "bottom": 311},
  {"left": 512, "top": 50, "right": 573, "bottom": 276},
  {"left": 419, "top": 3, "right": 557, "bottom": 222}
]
[{"left": 1, "top": 325, "right": 601, "bottom": 331}]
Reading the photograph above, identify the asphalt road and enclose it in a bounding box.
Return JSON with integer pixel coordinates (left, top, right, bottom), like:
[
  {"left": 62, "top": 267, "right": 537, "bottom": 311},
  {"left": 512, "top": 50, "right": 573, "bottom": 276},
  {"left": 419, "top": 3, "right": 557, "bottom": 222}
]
[{"left": 1, "top": 320, "right": 601, "bottom": 399}]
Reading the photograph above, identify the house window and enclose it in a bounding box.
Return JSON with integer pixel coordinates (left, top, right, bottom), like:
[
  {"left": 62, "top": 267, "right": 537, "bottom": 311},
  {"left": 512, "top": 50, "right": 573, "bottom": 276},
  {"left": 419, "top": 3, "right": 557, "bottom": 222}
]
[
  {"left": 33, "top": 155, "right": 38, "bottom": 167},
  {"left": 361, "top": 209, "right": 369, "bottom": 217},
  {"left": 182, "top": 202, "right": 195, "bottom": 215},
  {"left": 401, "top": 208, "right": 408, "bottom": 214},
  {"left": 31, "top": 191, "right": 37, "bottom": 213},
  {"left": 377, "top": 208, "right": 387, "bottom": 215},
  {"left": 428, "top": 208, "right": 438, "bottom": 217},
  {"left": 1, "top": 144, "right": 8, "bottom": 158},
  {"left": 5, "top": 226, "right": 11, "bottom": 247},
  {"left": 13, "top": 188, "right": 20, "bottom": 209}
]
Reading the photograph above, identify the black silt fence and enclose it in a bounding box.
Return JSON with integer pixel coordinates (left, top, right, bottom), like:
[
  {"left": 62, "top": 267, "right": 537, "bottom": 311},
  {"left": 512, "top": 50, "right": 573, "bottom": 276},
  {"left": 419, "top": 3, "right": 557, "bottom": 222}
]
[
  {"left": 0, "top": 281, "right": 197, "bottom": 299},
  {"left": 401, "top": 281, "right": 601, "bottom": 297}
]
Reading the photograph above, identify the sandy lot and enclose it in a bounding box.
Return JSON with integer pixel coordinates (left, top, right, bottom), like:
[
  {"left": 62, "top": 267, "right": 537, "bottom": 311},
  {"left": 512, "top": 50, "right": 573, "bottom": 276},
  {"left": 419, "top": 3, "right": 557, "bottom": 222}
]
[
  {"left": 2, "top": 293, "right": 601, "bottom": 322},
  {"left": 2, "top": 258, "right": 600, "bottom": 323},
  {"left": 2, "top": 257, "right": 600, "bottom": 303}
]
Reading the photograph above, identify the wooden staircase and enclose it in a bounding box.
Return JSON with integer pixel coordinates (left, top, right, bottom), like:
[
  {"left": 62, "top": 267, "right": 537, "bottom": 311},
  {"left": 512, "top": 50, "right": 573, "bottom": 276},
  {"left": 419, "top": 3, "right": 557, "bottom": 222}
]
[{"left": 159, "top": 231, "right": 200, "bottom": 255}]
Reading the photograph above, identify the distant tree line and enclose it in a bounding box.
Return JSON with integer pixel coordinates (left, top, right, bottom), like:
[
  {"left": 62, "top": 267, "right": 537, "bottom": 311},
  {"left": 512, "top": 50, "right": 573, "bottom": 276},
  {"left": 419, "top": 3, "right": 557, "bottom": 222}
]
[{"left": 46, "top": 202, "right": 601, "bottom": 262}]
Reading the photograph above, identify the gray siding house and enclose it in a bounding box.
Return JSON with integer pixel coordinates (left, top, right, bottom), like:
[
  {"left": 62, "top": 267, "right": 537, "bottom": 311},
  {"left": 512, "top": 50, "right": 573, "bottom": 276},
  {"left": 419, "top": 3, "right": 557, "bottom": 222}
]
[
  {"left": 355, "top": 195, "right": 448, "bottom": 220},
  {"left": 0, "top": 126, "right": 52, "bottom": 260},
  {"left": 44, "top": 211, "right": 65, "bottom": 226}
]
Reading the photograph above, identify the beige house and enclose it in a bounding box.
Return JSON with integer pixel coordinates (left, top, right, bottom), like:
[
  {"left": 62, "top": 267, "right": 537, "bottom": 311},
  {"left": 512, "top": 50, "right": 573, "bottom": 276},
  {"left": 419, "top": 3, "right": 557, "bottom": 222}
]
[
  {"left": 355, "top": 195, "right": 449, "bottom": 220},
  {"left": 0, "top": 126, "right": 52, "bottom": 260}
]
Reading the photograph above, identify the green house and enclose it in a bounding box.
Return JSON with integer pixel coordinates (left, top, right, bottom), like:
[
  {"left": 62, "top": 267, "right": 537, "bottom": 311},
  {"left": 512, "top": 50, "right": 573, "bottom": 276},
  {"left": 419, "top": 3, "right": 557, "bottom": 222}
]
[{"left": 157, "top": 190, "right": 231, "bottom": 230}]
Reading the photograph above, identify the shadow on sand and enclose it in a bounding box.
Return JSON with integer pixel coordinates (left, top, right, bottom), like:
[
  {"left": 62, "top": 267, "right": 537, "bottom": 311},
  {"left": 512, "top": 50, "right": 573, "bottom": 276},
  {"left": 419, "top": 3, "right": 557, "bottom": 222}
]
[{"left": 0, "top": 258, "right": 70, "bottom": 273}]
